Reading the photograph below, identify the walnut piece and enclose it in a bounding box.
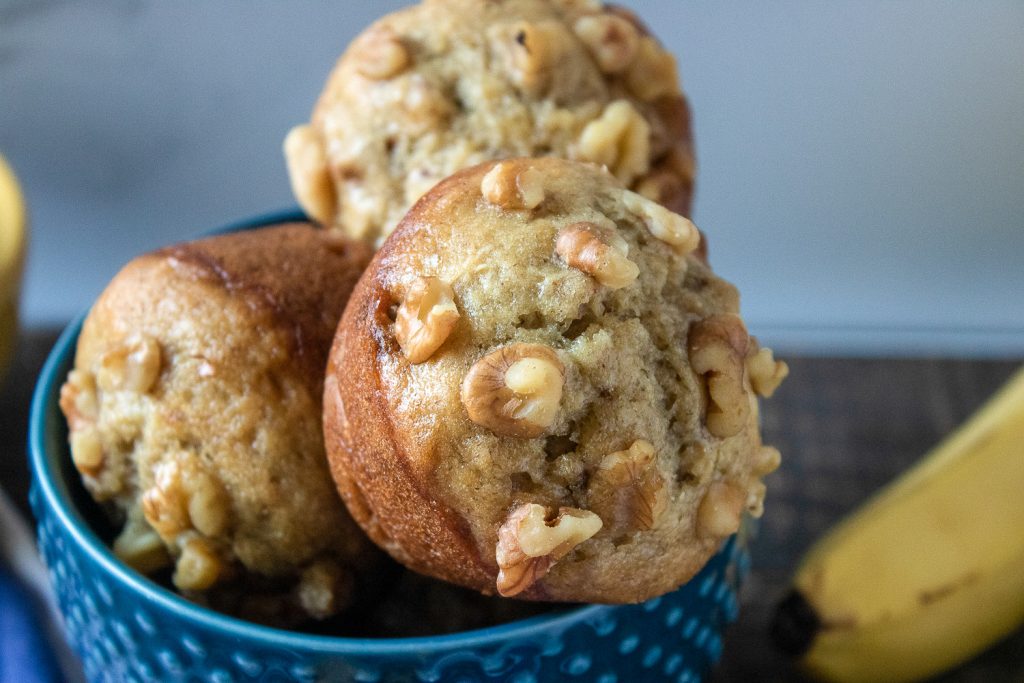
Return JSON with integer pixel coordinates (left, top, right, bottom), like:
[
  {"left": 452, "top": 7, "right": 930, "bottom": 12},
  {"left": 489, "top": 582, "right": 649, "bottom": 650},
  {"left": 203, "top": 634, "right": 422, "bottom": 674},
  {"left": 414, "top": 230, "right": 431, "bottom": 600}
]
[
  {"left": 746, "top": 344, "right": 789, "bottom": 397},
  {"left": 284, "top": 124, "right": 337, "bottom": 226},
  {"left": 624, "top": 36, "right": 680, "bottom": 101},
  {"left": 96, "top": 334, "right": 161, "bottom": 394},
  {"left": 752, "top": 445, "right": 782, "bottom": 476},
  {"left": 142, "top": 456, "right": 229, "bottom": 541},
  {"left": 745, "top": 480, "right": 767, "bottom": 518},
  {"left": 394, "top": 276, "right": 460, "bottom": 363},
  {"left": 688, "top": 314, "right": 751, "bottom": 438},
  {"left": 462, "top": 344, "right": 565, "bottom": 438},
  {"left": 620, "top": 190, "right": 700, "bottom": 253},
  {"left": 589, "top": 439, "right": 668, "bottom": 531},
  {"left": 113, "top": 513, "right": 170, "bottom": 574},
  {"left": 351, "top": 26, "right": 410, "bottom": 80},
  {"left": 298, "top": 559, "right": 353, "bottom": 620},
  {"left": 555, "top": 222, "right": 638, "bottom": 289},
  {"left": 573, "top": 13, "right": 639, "bottom": 73},
  {"left": 59, "top": 369, "right": 98, "bottom": 431},
  {"left": 173, "top": 536, "right": 224, "bottom": 592},
  {"left": 495, "top": 503, "right": 602, "bottom": 597},
  {"left": 142, "top": 459, "right": 191, "bottom": 539},
  {"left": 481, "top": 162, "right": 545, "bottom": 210},
  {"left": 494, "top": 20, "right": 566, "bottom": 93},
  {"left": 69, "top": 428, "right": 104, "bottom": 476},
  {"left": 697, "top": 480, "right": 746, "bottom": 538},
  {"left": 576, "top": 100, "right": 651, "bottom": 185}
]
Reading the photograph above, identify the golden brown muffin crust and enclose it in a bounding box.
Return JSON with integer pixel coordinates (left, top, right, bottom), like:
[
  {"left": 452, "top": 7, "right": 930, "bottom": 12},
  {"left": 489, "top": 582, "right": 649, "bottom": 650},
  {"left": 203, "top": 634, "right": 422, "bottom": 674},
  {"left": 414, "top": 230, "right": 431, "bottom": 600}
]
[{"left": 326, "top": 159, "right": 787, "bottom": 603}]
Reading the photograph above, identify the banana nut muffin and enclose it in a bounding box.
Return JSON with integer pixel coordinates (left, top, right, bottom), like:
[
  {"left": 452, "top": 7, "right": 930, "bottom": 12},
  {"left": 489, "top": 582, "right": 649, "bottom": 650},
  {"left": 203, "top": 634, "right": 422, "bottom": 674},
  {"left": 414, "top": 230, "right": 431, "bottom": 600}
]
[
  {"left": 284, "top": 0, "right": 695, "bottom": 246},
  {"left": 324, "top": 158, "right": 787, "bottom": 602},
  {"left": 59, "top": 224, "right": 380, "bottom": 623}
]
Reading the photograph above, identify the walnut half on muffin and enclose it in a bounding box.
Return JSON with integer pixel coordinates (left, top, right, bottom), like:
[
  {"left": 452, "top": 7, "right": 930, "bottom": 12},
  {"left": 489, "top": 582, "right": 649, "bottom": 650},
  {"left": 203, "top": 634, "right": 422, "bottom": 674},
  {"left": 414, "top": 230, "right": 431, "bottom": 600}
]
[
  {"left": 285, "top": 0, "right": 695, "bottom": 245},
  {"left": 59, "top": 224, "right": 382, "bottom": 624},
  {"left": 324, "top": 158, "right": 787, "bottom": 603}
]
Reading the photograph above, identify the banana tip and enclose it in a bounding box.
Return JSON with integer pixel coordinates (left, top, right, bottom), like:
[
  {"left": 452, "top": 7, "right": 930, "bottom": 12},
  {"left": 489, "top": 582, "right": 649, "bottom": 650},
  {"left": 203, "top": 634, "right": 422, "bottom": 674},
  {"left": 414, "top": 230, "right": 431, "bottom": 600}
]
[{"left": 770, "top": 590, "right": 821, "bottom": 658}]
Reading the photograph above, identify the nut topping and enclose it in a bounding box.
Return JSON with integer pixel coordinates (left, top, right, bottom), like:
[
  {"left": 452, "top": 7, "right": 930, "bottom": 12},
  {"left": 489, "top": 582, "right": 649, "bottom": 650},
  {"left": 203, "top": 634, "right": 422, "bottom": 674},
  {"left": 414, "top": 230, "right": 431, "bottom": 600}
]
[
  {"left": 96, "top": 334, "right": 162, "bottom": 394},
  {"left": 589, "top": 440, "right": 668, "bottom": 531},
  {"left": 688, "top": 314, "right": 751, "bottom": 438},
  {"left": 462, "top": 344, "right": 565, "bottom": 438},
  {"left": 621, "top": 190, "right": 700, "bottom": 253},
  {"left": 173, "top": 536, "right": 224, "bottom": 592},
  {"left": 69, "top": 427, "right": 104, "bottom": 476},
  {"left": 284, "top": 124, "right": 337, "bottom": 226},
  {"left": 113, "top": 514, "right": 171, "bottom": 574},
  {"left": 555, "top": 222, "right": 638, "bottom": 289},
  {"left": 60, "top": 369, "right": 98, "bottom": 431},
  {"left": 752, "top": 445, "right": 782, "bottom": 477},
  {"left": 351, "top": 26, "right": 410, "bottom": 80},
  {"left": 624, "top": 36, "right": 680, "bottom": 101},
  {"left": 697, "top": 480, "right": 746, "bottom": 538},
  {"left": 746, "top": 344, "right": 789, "bottom": 397},
  {"left": 142, "top": 459, "right": 191, "bottom": 539},
  {"left": 394, "top": 276, "right": 460, "bottom": 363},
  {"left": 494, "top": 20, "right": 565, "bottom": 93},
  {"left": 495, "top": 503, "right": 603, "bottom": 597},
  {"left": 573, "top": 13, "right": 640, "bottom": 73},
  {"left": 481, "top": 162, "right": 545, "bottom": 210},
  {"left": 745, "top": 480, "right": 767, "bottom": 518},
  {"left": 577, "top": 100, "right": 651, "bottom": 185}
]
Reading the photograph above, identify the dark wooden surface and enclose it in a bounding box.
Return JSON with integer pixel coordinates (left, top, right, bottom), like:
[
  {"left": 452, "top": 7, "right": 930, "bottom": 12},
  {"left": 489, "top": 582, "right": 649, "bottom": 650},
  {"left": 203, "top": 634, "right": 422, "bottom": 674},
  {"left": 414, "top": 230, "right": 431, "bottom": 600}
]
[{"left": 2, "top": 329, "right": 1022, "bottom": 681}]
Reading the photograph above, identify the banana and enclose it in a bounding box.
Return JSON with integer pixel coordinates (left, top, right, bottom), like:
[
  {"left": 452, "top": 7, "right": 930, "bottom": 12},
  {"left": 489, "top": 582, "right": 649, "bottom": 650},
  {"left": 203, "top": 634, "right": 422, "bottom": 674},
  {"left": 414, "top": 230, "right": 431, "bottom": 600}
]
[{"left": 772, "top": 365, "right": 1024, "bottom": 683}]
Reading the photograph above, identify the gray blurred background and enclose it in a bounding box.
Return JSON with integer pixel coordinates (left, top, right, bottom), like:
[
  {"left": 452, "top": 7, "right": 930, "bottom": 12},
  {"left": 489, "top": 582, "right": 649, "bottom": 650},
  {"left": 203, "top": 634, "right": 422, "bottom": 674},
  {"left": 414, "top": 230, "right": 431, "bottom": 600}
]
[{"left": 1, "top": 0, "right": 1022, "bottom": 355}]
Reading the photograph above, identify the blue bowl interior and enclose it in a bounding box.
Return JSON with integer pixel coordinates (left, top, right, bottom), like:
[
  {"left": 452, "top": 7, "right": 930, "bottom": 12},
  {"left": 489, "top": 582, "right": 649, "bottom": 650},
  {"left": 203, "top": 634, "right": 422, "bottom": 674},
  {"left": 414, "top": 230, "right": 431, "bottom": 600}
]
[{"left": 28, "top": 211, "right": 749, "bottom": 681}]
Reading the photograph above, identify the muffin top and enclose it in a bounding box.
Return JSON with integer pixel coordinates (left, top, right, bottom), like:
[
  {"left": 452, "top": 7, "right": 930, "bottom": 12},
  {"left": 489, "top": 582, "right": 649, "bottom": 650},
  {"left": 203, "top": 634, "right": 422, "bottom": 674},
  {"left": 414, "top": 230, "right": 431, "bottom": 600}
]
[
  {"left": 326, "top": 158, "right": 786, "bottom": 602},
  {"left": 285, "top": 0, "right": 694, "bottom": 246},
  {"left": 60, "top": 224, "right": 379, "bottom": 623}
]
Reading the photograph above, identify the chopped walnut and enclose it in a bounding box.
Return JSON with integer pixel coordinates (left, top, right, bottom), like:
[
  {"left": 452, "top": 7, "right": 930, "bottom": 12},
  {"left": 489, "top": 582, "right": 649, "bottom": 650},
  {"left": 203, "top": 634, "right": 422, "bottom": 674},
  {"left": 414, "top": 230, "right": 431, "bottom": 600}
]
[
  {"left": 573, "top": 13, "right": 639, "bottom": 73},
  {"left": 142, "top": 459, "right": 191, "bottom": 539},
  {"left": 752, "top": 445, "right": 782, "bottom": 476},
  {"left": 481, "top": 162, "right": 545, "bottom": 210},
  {"left": 576, "top": 100, "right": 651, "bottom": 185},
  {"left": 96, "top": 335, "right": 161, "bottom": 394},
  {"left": 284, "top": 124, "right": 337, "bottom": 226},
  {"left": 620, "top": 190, "right": 700, "bottom": 253},
  {"left": 745, "top": 480, "right": 767, "bottom": 518},
  {"left": 746, "top": 344, "right": 789, "bottom": 397},
  {"left": 350, "top": 26, "right": 410, "bottom": 80},
  {"left": 69, "top": 427, "right": 104, "bottom": 476},
  {"left": 186, "top": 471, "right": 230, "bottom": 538},
  {"left": 113, "top": 514, "right": 171, "bottom": 574},
  {"left": 697, "top": 481, "right": 746, "bottom": 538},
  {"left": 297, "top": 559, "right": 353, "bottom": 620},
  {"left": 493, "top": 20, "right": 566, "bottom": 93},
  {"left": 555, "top": 222, "right": 638, "bottom": 289},
  {"left": 142, "top": 456, "right": 229, "bottom": 541},
  {"left": 394, "top": 276, "right": 460, "bottom": 363},
  {"left": 461, "top": 344, "right": 565, "bottom": 438},
  {"left": 588, "top": 440, "right": 668, "bottom": 531},
  {"left": 495, "top": 503, "right": 602, "bottom": 597},
  {"left": 624, "top": 36, "right": 680, "bottom": 101},
  {"left": 59, "top": 369, "right": 98, "bottom": 431},
  {"left": 173, "top": 536, "right": 224, "bottom": 592},
  {"left": 688, "top": 314, "right": 751, "bottom": 439}
]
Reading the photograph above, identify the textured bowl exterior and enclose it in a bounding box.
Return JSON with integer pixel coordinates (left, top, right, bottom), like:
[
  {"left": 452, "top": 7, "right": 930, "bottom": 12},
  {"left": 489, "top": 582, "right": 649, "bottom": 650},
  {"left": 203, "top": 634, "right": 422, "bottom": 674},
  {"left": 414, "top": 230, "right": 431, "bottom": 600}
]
[{"left": 29, "top": 211, "right": 749, "bottom": 683}]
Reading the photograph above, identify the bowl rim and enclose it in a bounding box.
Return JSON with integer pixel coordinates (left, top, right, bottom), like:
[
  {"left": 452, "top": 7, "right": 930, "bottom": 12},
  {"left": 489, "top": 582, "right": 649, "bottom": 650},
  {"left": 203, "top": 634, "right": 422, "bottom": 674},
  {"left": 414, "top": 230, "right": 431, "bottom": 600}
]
[{"left": 28, "top": 209, "right": 616, "bottom": 655}]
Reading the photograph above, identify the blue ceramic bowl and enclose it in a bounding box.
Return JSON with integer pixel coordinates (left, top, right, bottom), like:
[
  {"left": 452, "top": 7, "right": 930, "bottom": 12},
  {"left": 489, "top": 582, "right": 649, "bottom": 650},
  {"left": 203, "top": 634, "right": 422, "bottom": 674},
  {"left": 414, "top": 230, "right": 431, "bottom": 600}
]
[{"left": 29, "top": 211, "right": 750, "bottom": 683}]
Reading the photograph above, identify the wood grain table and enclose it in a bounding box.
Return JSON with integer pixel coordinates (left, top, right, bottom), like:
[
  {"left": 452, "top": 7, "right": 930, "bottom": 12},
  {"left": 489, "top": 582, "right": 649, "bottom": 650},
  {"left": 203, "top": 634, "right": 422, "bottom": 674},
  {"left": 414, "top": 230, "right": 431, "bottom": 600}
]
[{"left": 2, "top": 329, "right": 1022, "bottom": 681}]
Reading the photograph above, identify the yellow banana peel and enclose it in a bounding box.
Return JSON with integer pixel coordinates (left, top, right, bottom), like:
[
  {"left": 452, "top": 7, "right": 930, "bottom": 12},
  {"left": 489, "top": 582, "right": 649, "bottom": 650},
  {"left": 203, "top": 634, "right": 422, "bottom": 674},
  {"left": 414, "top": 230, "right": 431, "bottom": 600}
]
[{"left": 773, "top": 365, "right": 1024, "bottom": 682}]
